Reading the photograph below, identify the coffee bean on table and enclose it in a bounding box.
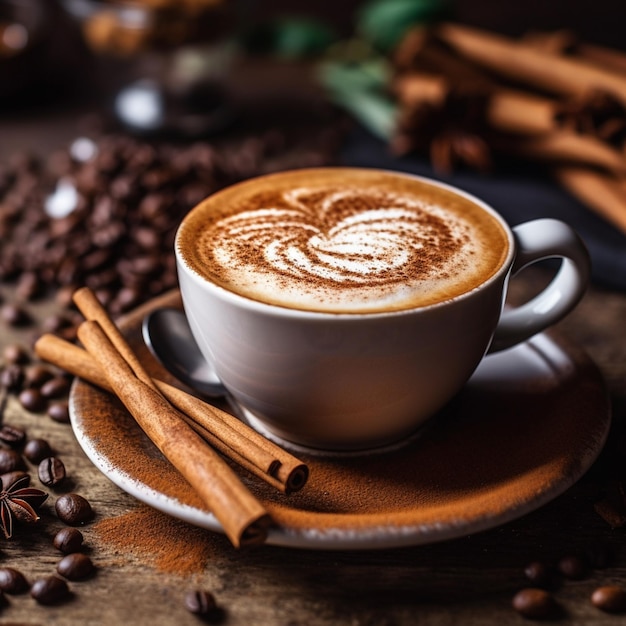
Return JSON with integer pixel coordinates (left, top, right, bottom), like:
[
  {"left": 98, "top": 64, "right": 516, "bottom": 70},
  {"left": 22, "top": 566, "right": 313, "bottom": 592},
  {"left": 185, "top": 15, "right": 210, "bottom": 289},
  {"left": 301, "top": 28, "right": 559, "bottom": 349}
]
[
  {"left": 557, "top": 554, "right": 587, "bottom": 580},
  {"left": 53, "top": 527, "right": 84, "bottom": 553},
  {"left": 24, "top": 438, "right": 52, "bottom": 463},
  {"left": 40, "top": 376, "right": 70, "bottom": 399},
  {"left": 0, "top": 424, "right": 26, "bottom": 448},
  {"left": 0, "top": 449, "right": 25, "bottom": 474},
  {"left": 523, "top": 561, "right": 552, "bottom": 588},
  {"left": 55, "top": 493, "right": 94, "bottom": 525},
  {"left": 48, "top": 401, "right": 70, "bottom": 423},
  {"left": 512, "top": 588, "right": 558, "bottom": 620},
  {"left": 0, "top": 567, "right": 29, "bottom": 594},
  {"left": 18, "top": 388, "right": 46, "bottom": 412},
  {"left": 56, "top": 553, "right": 94, "bottom": 580},
  {"left": 591, "top": 586, "right": 626, "bottom": 613},
  {"left": 23, "top": 365, "right": 53, "bottom": 388},
  {"left": 30, "top": 575, "right": 70, "bottom": 605},
  {"left": 0, "top": 364, "right": 24, "bottom": 391},
  {"left": 2, "top": 343, "right": 29, "bottom": 364},
  {"left": 38, "top": 457, "right": 66, "bottom": 487},
  {"left": 184, "top": 589, "right": 217, "bottom": 616}
]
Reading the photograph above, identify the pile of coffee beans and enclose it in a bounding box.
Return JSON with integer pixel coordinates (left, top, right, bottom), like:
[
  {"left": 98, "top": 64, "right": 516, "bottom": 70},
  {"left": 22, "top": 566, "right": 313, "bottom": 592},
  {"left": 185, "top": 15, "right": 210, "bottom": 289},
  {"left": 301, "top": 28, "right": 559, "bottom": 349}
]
[{"left": 0, "top": 126, "right": 342, "bottom": 318}]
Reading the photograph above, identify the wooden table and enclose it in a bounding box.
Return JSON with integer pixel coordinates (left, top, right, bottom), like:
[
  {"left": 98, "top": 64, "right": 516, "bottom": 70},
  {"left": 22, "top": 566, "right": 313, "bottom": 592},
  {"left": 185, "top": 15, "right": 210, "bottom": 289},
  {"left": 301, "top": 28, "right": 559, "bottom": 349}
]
[{"left": 1, "top": 106, "right": 626, "bottom": 626}]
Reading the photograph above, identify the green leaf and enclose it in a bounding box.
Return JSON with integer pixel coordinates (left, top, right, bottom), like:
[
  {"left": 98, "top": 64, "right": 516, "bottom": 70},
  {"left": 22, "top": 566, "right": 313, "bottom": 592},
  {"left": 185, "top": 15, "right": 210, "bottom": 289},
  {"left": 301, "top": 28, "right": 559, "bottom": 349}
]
[
  {"left": 356, "top": 0, "right": 450, "bottom": 52},
  {"left": 318, "top": 60, "right": 397, "bottom": 140}
]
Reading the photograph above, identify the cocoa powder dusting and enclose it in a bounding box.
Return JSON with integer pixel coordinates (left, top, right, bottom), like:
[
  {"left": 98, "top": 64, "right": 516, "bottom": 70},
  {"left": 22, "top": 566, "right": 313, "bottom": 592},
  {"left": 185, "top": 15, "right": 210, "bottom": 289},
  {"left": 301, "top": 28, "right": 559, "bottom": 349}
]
[{"left": 94, "top": 505, "right": 222, "bottom": 575}]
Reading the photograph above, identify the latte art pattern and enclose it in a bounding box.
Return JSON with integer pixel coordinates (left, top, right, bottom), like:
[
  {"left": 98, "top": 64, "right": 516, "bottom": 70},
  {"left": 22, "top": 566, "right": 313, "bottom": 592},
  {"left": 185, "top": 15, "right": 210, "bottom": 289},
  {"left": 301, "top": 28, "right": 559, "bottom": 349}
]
[
  {"left": 178, "top": 170, "right": 510, "bottom": 313},
  {"left": 209, "top": 189, "right": 464, "bottom": 288}
]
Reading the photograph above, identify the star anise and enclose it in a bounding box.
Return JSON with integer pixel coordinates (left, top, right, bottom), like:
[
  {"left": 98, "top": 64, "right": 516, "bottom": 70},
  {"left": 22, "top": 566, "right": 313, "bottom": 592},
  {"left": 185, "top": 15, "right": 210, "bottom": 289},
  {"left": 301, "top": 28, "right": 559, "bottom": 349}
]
[
  {"left": 555, "top": 90, "right": 626, "bottom": 147},
  {"left": 0, "top": 475, "right": 48, "bottom": 539}
]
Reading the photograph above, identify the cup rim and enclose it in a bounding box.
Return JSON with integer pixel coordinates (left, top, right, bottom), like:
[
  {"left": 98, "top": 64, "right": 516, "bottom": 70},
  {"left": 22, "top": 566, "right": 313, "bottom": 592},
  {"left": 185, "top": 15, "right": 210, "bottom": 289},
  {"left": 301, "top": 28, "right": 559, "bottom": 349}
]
[{"left": 175, "top": 167, "right": 515, "bottom": 319}]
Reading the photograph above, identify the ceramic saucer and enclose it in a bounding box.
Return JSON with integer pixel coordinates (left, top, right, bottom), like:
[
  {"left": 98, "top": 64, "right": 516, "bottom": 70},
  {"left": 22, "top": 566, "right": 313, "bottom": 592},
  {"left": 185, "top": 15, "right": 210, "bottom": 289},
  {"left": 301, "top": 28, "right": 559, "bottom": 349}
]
[{"left": 69, "top": 291, "right": 611, "bottom": 550}]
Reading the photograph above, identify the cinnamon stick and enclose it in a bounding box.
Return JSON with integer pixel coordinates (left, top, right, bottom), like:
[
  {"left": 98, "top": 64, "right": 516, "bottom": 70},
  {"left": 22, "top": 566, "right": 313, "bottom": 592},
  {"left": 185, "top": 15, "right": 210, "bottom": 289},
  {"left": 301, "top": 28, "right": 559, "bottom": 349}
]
[
  {"left": 492, "top": 131, "right": 626, "bottom": 175},
  {"left": 555, "top": 166, "right": 626, "bottom": 235},
  {"left": 34, "top": 333, "right": 308, "bottom": 494},
  {"left": 436, "top": 23, "right": 626, "bottom": 104},
  {"left": 393, "top": 73, "right": 556, "bottom": 134},
  {"left": 77, "top": 320, "right": 271, "bottom": 548}
]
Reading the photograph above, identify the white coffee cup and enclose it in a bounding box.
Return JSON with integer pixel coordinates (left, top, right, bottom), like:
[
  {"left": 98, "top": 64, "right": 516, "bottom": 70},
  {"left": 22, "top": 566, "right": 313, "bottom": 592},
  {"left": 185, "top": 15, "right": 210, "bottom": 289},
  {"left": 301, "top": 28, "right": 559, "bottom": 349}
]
[{"left": 175, "top": 168, "right": 590, "bottom": 450}]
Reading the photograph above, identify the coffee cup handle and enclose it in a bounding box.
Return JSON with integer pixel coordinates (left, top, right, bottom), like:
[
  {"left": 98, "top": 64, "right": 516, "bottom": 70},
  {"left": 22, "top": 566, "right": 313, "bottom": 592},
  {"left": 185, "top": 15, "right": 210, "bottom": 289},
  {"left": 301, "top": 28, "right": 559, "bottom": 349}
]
[{"left": 489, "top": 218, "right": 591, "bottom": 353}]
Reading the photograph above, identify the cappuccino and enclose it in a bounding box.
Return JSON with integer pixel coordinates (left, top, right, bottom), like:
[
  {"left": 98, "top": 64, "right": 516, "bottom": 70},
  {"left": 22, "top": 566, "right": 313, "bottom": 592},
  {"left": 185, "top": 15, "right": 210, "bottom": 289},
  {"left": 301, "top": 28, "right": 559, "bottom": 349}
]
[{"left": 177, "top": 169, "right": 510, "bottom": 313}]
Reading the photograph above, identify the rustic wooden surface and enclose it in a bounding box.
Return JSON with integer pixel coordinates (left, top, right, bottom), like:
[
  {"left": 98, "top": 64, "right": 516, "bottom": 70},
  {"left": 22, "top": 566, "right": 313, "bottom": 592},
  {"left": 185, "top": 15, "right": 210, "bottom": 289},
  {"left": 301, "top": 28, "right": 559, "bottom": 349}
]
[{"left": 1, "top": 110, "right": 626, "bottom": 626}]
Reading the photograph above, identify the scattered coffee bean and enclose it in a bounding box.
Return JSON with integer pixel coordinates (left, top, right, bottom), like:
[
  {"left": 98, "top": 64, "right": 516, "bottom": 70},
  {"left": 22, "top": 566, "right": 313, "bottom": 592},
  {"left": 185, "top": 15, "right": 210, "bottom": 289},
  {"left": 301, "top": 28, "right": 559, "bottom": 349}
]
[
  {"left": 512, "top": 588, "right": 558, "bottom": 620},
  {"left": 53, "top": 527, "right": 84, "bottom": 553},
  {"left": 0, "top": 449, "right": 25, "bottom": 474},
  {"left": 16, "top": 271, "right": 43, "bottom": 300},
  {"left": 523, "top": 561, "right": 552, "bottom": 588},
  {"left": 48, "top": 401, "right": 70, "bottom": 423},
  {"left": 1, "top": 303, "right": 30, "bottom": 327},
  {"left": 0, "top": 364, "right": 23, "bottom": 391},
  {"left": 40, "top": 376, "right": 70, "bottom": 399},
  {"left": 24, "top": 438, "right": 52, "bottom": 463},
  {"left": 30, "top": 575, "right": 70, "bottom": 605},
  {"left": 184, "top": 589, "right": 217, "bottom": 616},
  {"left": 18, "top": 388, "right": 46, "bottom": 412},
  {"left": 55, "top": 493, "right": 94, "bottom": 525},
  {"left": 557, "top": 554, "right": 587, "bottom": 580},
  {"left": 2, "top": 343, "right": 29, "bottom": 365},
  {"left": 57, "top": 553, "right": 94, "bottom": 580},
  {"left": 591, "top": 585, "right": 626, "bottom": 614},
  {"left": 0, "top": 567, "right": 29, "bottom": 594},
  {"left": 38, "top": 457, "right": 66, "bottom": 487},
  {"left": 0, "top": 471, "right": 29, "bottom": 489},
  {"left": 23, "top": 365, "right": 53, "bottom": 388},
  {"left": 0, "top": 424, "right": 26, "bottom": 448}
]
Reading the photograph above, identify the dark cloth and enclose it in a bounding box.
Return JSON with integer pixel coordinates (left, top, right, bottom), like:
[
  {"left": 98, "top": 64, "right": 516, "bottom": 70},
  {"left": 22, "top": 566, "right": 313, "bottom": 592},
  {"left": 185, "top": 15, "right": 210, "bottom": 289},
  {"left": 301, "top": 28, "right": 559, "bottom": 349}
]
[{"left": 340, "top": 126, "right": 626, "bottom": 291}]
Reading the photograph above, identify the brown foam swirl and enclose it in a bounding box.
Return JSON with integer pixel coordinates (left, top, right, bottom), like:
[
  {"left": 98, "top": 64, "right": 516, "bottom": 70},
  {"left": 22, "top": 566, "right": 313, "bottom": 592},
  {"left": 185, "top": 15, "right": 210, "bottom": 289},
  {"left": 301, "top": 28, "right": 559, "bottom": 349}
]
[
  {"left": 179, "top": 169, "right": 510, "bottom": 312},
  {"left": 202, "top": 188, "right": 465, "bottom": 286}
]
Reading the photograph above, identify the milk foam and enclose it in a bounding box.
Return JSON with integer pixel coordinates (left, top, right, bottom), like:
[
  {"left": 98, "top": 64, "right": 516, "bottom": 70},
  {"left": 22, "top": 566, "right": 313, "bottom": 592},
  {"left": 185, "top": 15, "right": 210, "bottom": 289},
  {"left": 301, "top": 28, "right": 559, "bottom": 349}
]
[{"left": 178, "top": 170, "right": 509, "bottom": 313}]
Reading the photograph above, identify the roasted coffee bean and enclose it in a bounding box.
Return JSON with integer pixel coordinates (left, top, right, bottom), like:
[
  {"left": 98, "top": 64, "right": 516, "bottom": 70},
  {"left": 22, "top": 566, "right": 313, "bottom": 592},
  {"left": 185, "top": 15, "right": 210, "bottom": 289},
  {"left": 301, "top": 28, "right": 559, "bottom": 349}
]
[
  {"left": 2, "top": 343, "right": 29, "bottom": 364},
  {"left": 0, "top": 449, "right": 25, "bottom": 473},
  {"left": 0, "top": 425, "right": 26, "bottom": 448},
  {"left": 1, "top": 303, "right": 31, "bottom": 327},
  {"left": 0, "top": 471, "right": 29, "bottom": 489},
  {"left": 37, "top": 456, "right": 65, "bottom": 487},
  {"left": 55, "top": 493, "right": 94, "bottom": 525},
  {"left": 57, "top": 553, "right": 94, "bottom": 580},
  {"left": 184, "top": 589, "right": 217, "bottom": 616},
  {"left": 512, "top": 588, "right": 558, "bottom": 620},
  {"left": 0, "top": 364, "right": 23, "bottom": 391},
  {"left": 0, "top": 567, "right": 29, "bottom": 594},
  {"left": 23, "top": 365, "right": 54, "bottom": 388},
  {"left": 24, "top": 438, "right": 52, "bottom": 463},
  {"left": 16, "top": 271, "right": 43, "bottom": 300},
  {"left": 38, "top": 457, "right": 66, "bottom": 487},
  {"left": 18, "top": 388, "right": 46, "bottom": 412},
  {"left": 558, "top": 554, "right": 587, "bottom": 580},
  {"left": 48, "top": 401, "right": 70, "bottom": 423},
  {"left": 523, "top": 561, "right": 552, "bottom": 588},
  {"left": 53, "top": 527, "right": 84, "bottom": 553},
  {"left": 40, "top": 376, "right": 70, "bottom": 399},
  {"left": 41, "top": 313, "right": 72, "bottom": 333},
  {"left": 30, "top": 575, "right": 69, "bottom": 605},
  {"left": 591, "top": 586, "right": 626, "bottom": 613}
]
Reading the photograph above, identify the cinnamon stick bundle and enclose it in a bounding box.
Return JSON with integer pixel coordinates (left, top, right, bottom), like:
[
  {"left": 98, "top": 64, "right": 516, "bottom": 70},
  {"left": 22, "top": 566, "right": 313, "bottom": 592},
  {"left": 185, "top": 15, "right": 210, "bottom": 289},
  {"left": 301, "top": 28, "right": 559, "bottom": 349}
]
[
  {"left": 555, "top": 166, "right": 626, "bottom": 235},
  {"left": 77, "top": 319, "right": 270, "bottom": 548},
  {"left": 34, "top": 333, "right": 308, "bottom": 494},
  {"left": 436, "top": 22, "right": 626, "bottom": 104},
  {"left": 73, "top": 287, "right": 308, "bottom": 493}
]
